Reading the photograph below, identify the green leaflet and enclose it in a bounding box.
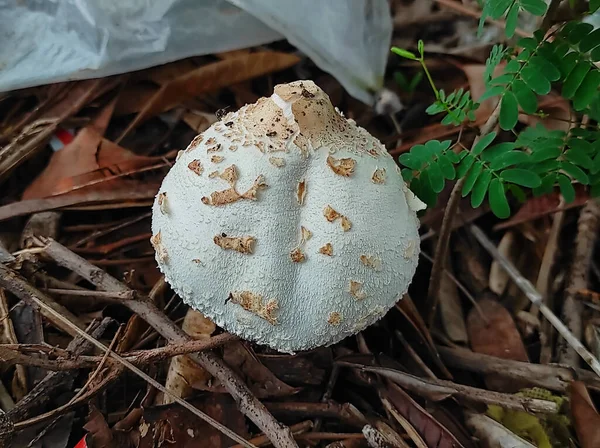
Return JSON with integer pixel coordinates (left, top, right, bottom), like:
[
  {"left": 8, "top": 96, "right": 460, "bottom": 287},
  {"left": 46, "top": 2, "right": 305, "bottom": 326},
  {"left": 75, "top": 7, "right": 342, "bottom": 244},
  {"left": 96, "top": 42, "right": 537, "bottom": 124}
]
[
  {"left": 489, "top": 179, "right": 511, "bottom": 218},
  {"left": 500, "top": 169, "right": 542, "bottom": 187},
  {"left": 471, "top": 170, "right": 492, "bottom": 208},
  {"left": 500, "top": 92, "right": 519, "bottom": 130}
]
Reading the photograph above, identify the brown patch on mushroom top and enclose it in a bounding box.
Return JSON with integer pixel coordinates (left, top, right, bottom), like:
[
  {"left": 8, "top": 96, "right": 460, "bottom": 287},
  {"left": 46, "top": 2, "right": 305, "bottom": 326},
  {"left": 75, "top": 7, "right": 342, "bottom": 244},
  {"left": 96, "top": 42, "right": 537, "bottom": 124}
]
[
  {"left": 326, "top": 155, "right": 356, "bottom": 177},
  {"left": 188, "top": 160, "right": 204, "bottom": 176},
  {"left": 323, "top": 205, "right": 341, "bottom": 222},
  {"left": 229, "top": 291, "right": 278, "bottom": 325},
  {"left": 157, "top": 192, "right": 168, "bottom": 214},
  {"left": 290, "top": 247, "right": 306, "bottom": 263},
  {"left": 203, "top": 166, "right": 266, "bottom": 206},
  {"left": 211, "top": 155, "right": 224, "bottom": 163},
  {"left": 206, "top": 137, "right": 216, "bottom": 145},
  {"left": 297, "top": 180, "right": 307, "bottom": 205},
  {"left": 372, "top": 168, "right": 386, "bottom": 184},
  {"left": 300, "top": 226, "right": 312, "bottom": 243},
  {"left": 319, "top": 243, "right": 333, "bottom": 256},
  {"left": 360, "top": 255, "right": 382, "bottom": 271},
  {"left": 349, "top": 280, "right": 366, "bottom": 300},
  {"left": 150, "top": 231, "right": 168, "bottom": 263},
  {"left": 186, "top": 134, "right": 203, "bottom": 151},
  {"left": 229, "top": 145, "right": 238, "bottom": 151},
  {"left": 192, "top": 258, "right": 202, "bottom": 264},
  {"left": 207, "top": 144, "right": 222, "bottom": 153},
  {"left": 208, "top": 171, "right": 219, "bottom": 179},
  {"left": 269, "top": 157, "right": 285, "bottom": 168},
  {"left": 213, "top": 235, "right": 255, "bottom": 254},
  {"left": 340, "top": 216, "right": 352, "bottom": 232},
  {"left": 327, "top": 312, "right": 342, "bottom": 326}
]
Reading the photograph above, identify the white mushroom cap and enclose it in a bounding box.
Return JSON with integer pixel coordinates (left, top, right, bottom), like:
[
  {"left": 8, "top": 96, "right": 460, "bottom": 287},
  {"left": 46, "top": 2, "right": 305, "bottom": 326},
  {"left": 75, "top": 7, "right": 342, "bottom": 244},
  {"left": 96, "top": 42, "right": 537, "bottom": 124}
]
[{"left": 151, "top": 80, "right": 425, "bottom": 353}]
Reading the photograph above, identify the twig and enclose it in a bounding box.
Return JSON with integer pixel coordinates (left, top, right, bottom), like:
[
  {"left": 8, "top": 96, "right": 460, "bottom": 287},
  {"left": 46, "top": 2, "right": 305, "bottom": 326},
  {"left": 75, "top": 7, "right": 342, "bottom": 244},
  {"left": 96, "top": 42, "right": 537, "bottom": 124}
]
[
  {"left": 37, "top": 238, "right": 297, "bottom": 448},
  {"left": 426, "top": 102, "right": 502, "bottom": 326},
  {"left": 341, "top": 363, "right": 558, "bottom": 414},
  {"left": 437, "top": 345, "right": 600, "bottom": 392},
  {"left": 469, "top": 223, "right": 600, "bottom": 377},
  {"left": 0, "top": 333, "right": 238, "bottom": 371},
  {"left": 0, "top": 262, "right": 257, "bottom": 448},
  {"left": 558, "top": 200, "right": 600, "bottom": 366},
  {"left": 230, "top": 421, "right": 313, "bottom": 448},
  {"left": 0, "top": 264, "right": 86, "bottom": 336},
  {"left": 44, "top": 288, "right": 135, "bottom": 301}
]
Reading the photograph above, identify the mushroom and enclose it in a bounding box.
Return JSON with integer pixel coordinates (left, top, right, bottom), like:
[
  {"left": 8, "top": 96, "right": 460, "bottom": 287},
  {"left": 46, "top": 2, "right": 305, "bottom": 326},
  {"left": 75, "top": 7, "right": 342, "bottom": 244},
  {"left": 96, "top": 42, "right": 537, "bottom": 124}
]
[{"left": 151, "top": 80, "right": 425, "bottom": 353}]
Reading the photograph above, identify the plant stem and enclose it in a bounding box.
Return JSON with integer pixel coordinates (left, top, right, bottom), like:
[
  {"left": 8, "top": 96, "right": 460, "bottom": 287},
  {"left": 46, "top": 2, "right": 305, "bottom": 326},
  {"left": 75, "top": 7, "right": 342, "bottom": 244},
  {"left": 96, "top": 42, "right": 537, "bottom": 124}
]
[
  {"left": 419, "top": 59, "right": 439, "bottom": 100},
  {"left": 426, "top": 101, "right": 501, "bottom": 327}
]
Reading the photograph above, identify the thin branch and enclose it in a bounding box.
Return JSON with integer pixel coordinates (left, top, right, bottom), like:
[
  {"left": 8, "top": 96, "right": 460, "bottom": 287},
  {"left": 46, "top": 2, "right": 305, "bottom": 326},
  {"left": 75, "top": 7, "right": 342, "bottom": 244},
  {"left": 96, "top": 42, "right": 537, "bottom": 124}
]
[
  {"left": 44, "top": 288, "right": 135, "bottom": 300},
  {"left": 37, "top": 237, "right": 297, "bottom": 448},
  {"left": 426, "top": 102, "right": 502, "bottom": 326},
  {"left": 469, "top": 223, "right": 600, "bottom": 377},
  {"left": 437, "top": 345, "right": 600, "bottom": 392}
]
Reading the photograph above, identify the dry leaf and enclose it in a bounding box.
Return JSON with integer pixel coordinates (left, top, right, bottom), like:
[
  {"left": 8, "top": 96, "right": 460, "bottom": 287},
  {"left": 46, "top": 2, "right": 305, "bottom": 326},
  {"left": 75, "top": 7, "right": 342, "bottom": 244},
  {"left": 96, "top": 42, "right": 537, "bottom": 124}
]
[
  {"left": 139, "top": 395, "right": 248, "bottom": 448},
  {"left": 222, "top": 342, "right": 300, "bottom": 399},
  {"left": 158, "top": 309, "right": 215, "bottom": 405},
  {"left": 438, "top": 261, "right": 468, "bottom": 344},
  {"left": 489, "top": 231, "right": 517, "bottom": 296},
  {"left": 396, "top": 295, "right": 453, "bottom": 379},
  {"left": 569, "top": 381, "right": 600, "bottom": 448},
  {"left": 385, "top": 383, "right": 465, "bottom": 448},
  {"left": 467, "top": 295, "right": 529, "bottom": 392},
  {"left": 119, "top": 52, "right": 301, "bottom": 139}
]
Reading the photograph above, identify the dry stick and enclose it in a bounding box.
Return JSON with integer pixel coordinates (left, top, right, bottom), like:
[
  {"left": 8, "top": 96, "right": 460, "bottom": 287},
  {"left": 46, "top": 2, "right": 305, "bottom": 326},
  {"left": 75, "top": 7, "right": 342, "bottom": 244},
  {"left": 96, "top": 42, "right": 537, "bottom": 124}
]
[
  {"left": 0, "top": 263, "right": 256, "bottom": 448},
  {"left": 347, "top": 364, "right": 558, "bottom": 414},
  {"left": 469, "top": 224, "right": 600, "bottom": 377},
  {"left": 230, "top": 421, "right": 313, "bottom": 448},
  {"left": 44, "top": 288, "right": 136, "bottom": 300},
  {"left": 0, "top": 264, "right": 86, "bottom": 337},
  {"left": 38, "top": 238, "right": 297, "bottom": 448},
  {"left": 437, "top": 345, "right": 600, "bottom": 392},
  {"left": 0, "top": 333, "right": 239, "bottom": 371},
  {"left": 534, "top": 201, "right": 565, "bottom": 364},
  {"left": 426, "top": 103, "right": 502, "bottom": 326},
  {"left": 558, "top": 200, "right": 600, "bottom": 366}
]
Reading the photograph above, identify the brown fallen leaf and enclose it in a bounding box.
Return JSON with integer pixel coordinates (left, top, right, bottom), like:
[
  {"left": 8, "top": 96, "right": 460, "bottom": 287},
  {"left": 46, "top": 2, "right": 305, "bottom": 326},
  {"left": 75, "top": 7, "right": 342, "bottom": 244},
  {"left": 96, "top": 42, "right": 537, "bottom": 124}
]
[
  {"left": 23, "top": 98, "right": 160, "bottom": 200},
  {"left": 158, "top": 309, "right": 215, "bottom": 405},
  {"left": 569, "top": 381, "right": 600, "bottom": 448},
  {"left": 438, "top": 259, "right": 468, "bottom": 344},
  {"left": 494, "top": 186, "right": 589, "bottom": 231},
  {"left": 84, "top": 406, "right": 132, "bottom": 448},
  {"left": 396, "top": 294, "right": 453, "bottom": 379},
  {"left": 467, "top": 295, "right": 529, "bottom": 392},
  {"left": 118, "top": 51, "right": 301, "bottom": 140},
  {"left": 139, "top": 394, "right": 248, "bottom": 448},
  {"left": 222, "top": 342, "right": 300, "bottom": 399},
  {"left": 384, "top": 383, "right": 466, "bottom": 448}
]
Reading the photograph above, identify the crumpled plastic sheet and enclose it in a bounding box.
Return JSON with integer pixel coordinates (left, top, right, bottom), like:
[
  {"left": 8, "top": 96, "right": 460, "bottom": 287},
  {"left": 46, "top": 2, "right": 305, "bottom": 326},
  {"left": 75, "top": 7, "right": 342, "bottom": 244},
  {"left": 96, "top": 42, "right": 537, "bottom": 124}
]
[{"left": 0, "top": 0, "right": 392, "bottom": 105}]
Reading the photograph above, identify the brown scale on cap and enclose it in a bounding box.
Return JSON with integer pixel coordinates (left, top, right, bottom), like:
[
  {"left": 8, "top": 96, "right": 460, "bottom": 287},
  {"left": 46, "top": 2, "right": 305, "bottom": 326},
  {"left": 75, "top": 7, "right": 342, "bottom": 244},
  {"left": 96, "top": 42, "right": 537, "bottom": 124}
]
[
  {"left": 327, "top": 155, "right": 356, "bottom": 177},
  {"left": 186, "top": 134, "right": 203, "bottom": 152},
  {"left": 228, "top": 291, "right": 279, "bottom": 325},
  {"left": 210, "top": 155, "right": 224, "bottom": 163},
  {"left": 206, "top": 137, "right": 216, "bottom": 146},
  {"left": 202, "top": 165, "right": 267, "bottom": 206},
  {"left": 290, "top": 247, "right": 305, "bottom": 263},
  {"left": 349, "top": 280, "right": 366, "bottom": 300},
  {"left": 319, "top": 243, "right": 333, "bottom": 256},
  {"left": 229, "top": 145, "right": 238, "bottom": 152},
  {"left": 207, "top": 144, "right": 222, "bottom": 153},
  {"left": 300, "top": 226, "right": 312, "bottom": 243},
  {"left": 327, "top": 312, "right": 342, "bottom": 325},
  {"left": 269, "top": 157, "right": 285, "bottom": 167},
  {"left": 213, "top": 235, "right": 255, "bottom": 254},
  {"left": 371, "top": 168, "right": 386, "bottom": 184},
  {"left": 157, "top": 192, "right": 168, "bottom": 214},
  {"left": 360, "top": 255, "right": 382, "bottom": 271},
  {"left": 188, "top": 160, "right": 204, "bottom": 176},
  {"left": 324, "top": 205, "right": 351, "bottom": 231},
  {"left": 150, "top": 232, "right": 168, "bottom": 263},
  {"left": 296, "top": 180, "right": 307, "bottom": 205}
]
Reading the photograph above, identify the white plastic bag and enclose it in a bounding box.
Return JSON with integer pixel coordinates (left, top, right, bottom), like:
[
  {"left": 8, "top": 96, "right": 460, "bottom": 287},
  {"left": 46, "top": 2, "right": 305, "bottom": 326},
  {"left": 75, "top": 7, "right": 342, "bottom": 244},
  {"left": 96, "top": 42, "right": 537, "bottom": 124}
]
[{"left": 0, "top": 0, "right": 392, "bottom": 105}]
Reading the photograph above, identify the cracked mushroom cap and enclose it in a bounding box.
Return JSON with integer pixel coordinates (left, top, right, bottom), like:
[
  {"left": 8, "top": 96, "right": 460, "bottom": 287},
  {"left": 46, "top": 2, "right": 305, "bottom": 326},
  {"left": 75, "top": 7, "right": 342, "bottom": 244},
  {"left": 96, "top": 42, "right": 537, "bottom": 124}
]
[{"left": 151, "top": 80, "right": 425, "bottom": 353}]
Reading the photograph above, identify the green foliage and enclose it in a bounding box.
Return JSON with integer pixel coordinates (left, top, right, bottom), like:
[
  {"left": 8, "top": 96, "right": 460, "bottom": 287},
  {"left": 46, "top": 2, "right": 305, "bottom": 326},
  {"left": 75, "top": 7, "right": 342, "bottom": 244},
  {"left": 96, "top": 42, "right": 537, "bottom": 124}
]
[
  {"left": 479, "top": 0, "right": 548, "bottom": 38},
  {"left": 391, "top": 0, "right": 600, "bottom": 219},
  {"left": 394, "top": 70, "right": 423, "bottom": 94}
]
